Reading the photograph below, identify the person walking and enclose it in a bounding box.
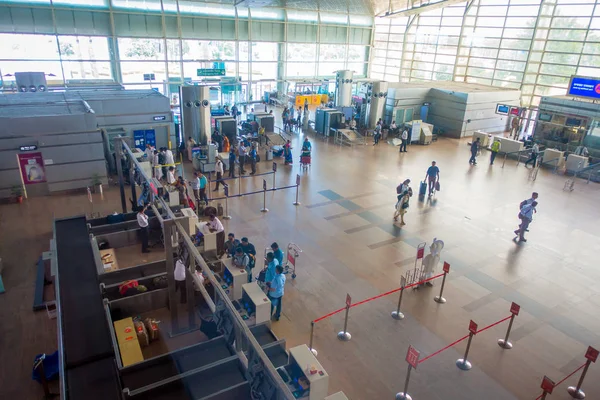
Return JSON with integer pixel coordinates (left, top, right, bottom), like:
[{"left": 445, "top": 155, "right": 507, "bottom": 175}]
[
  {"left": 267, "top": 265, "right": 286, "bottom": 321},
  {"left": 231, "top": 104, "right": 238, "bottom": 123},
  {"left": 490, "top": 139, "right": 501, "bottom": 165},
  {"left": 514, "top": 201, "right": 537, "bottom": 242},
  {"left": 469, "top": 137, "right": 480, "bottom": 165},
  {"left": 238, "top": 142, "right": 247, "bottom": 175},
  {"left": 213, "top": 157, "right": 225, "bottom": 191},
  {"left": 137, "top": 205, "right": 150, "bottom": 253},
  {"left": 524, "top": 142, "right": 540, "bottom": 167},
  {"left": 400, "top": 126, "right": 408, "bottom": 153},
  {"left": 187, "top": 137, "right": 196, "bottom": 162},
  {"left": 249, "top": 143, "right": 257, "bottom": 175},
  {"left": 228, "top": 146, "right": 236, "bottom": 178},
  {"left": 424, "top": 161, "right": 440, "bottom": 197},
  {"left": 197, "top": 172, "right": 208, "bottom": 204},
  {"left": 165, "top": 147, "right": 175, "bottom": 167},
  {"left": 373, "top": 122, "right": 382, "bottom": 146},
  {"left": 394, "top": 179, "right": 412, "bottom": 225},
  {"left": 189, "top": 172, "right": 201, "bottom": 203}
]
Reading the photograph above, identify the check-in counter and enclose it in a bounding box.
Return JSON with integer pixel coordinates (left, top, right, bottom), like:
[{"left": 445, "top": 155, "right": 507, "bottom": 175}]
[
  {"left": 221, "top": 256, "right": 248, "bottom": 301},
  {"left": 497, "top": 137, "right": 524, "bottom": 154},
  {"left": 239, "top": 282, "right": 271, "bottom": 325},
  {"left": 542, "top": 148, "right": 565, "bottom": 168},
  {"left": 472, "top": 131, "right": 490, "bottom": 147},
  {"left": 566, "top": 154, "right": 589, "bottom": 172}
]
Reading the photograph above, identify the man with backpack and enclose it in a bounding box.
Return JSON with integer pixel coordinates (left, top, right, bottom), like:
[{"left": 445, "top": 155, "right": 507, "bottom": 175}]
[{"left": 515, "top": 192, "right": 539, "bottom": 242}]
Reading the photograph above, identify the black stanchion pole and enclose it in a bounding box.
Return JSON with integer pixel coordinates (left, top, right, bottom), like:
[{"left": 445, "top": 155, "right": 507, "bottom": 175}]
[
  {"left": 540, "top": 376, "right": 555, "bottom": 400},
  {"left": 293, "top": 174, "right": 301, "bottom": 206},
  {"left": 568, "top": 359, "right": 593, "bottom": 399},
  {"left": 397, "top": 346, "right": 419, "bottom": 400},
  {"left": 272, "top": 162, "right": 277, "bottom": 189},
  {"left": 223, "top": 185, "right": 231, "bottom": 220},
  {"left": 260, "top": 179, "right": 269, "bottom": 213}
]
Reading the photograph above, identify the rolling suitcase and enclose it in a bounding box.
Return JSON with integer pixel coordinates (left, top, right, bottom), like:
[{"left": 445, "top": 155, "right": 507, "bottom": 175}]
[{"left": 419, "top": 181, "right": 427, "bottom": 196}]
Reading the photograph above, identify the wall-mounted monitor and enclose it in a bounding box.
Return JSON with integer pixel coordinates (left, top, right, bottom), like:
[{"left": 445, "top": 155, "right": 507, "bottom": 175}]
[
  {"left": 496, "top": 104, "right": 510, "bottom": 115},
  {"left": 567, "top": 76, "right": 600, "bottom": 100},
  {"left": 538, "top": 112, "right": 553, "bottom": 122},
  {"left": 509, "top": 107, "right": 520, "bottom": 116},
  {"left": 566, "top": 117, "right": 583, "bottom": 127}
]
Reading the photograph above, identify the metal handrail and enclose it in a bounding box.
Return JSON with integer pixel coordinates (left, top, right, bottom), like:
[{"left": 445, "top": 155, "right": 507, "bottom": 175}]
[
  {"left": 121, "top": 139, "right": 294, "bottom": 399},
  {"left": 574, "top": 161, "right": 600, "bottom": 184}
]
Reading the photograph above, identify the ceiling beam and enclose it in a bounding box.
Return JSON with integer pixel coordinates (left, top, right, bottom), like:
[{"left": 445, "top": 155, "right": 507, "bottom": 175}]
[{"left": 377, "top": 0, "right": 465, "bottom": 18}]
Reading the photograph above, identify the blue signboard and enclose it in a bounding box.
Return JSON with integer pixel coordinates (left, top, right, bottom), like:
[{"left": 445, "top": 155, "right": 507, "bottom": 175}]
[
  {"left": 133, "top": 129, "right": 156, "bottom": 150},
  {"left": 568, "top": 76, "right": 600, "bottom": 100}
]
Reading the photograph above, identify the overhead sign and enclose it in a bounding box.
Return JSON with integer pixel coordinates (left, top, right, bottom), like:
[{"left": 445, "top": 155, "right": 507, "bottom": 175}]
[
  {"left": 19, "top": 145, "right": 38, "bottom": 151},
  {"left": 568, "top": 76, "right": 600, "bottom": 100},
  {"left": 406, "top": 346, "right": 420, "bottom": 369},
  {"left": 153, "top": 116, "right": 166, "bottom": 121},
  {"left": 197, "top": 68, "right": 225, "bottom": 77},
  {"left": 496, "top": 104, "right": 510, "bottom": 115}
]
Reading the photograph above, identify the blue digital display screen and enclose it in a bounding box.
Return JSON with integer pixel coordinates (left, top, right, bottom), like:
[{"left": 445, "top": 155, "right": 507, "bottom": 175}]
[{"left": 568, "top": 76, "right": 600, "bottom": 99}]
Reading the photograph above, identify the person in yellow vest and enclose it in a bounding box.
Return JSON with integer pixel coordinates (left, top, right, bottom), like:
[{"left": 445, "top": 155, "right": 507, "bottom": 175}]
[
  {"left": 258, "top": 125, "right": 266, "bottom": 146},
  {"left": 490, "top": 140, "right": 501, "bottom": 165}
]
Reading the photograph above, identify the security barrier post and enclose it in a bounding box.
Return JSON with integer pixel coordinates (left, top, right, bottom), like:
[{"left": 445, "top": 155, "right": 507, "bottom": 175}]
[
  {"left": 434, "top": 262, "right": 450, "bottom": 304},
  {"left": 293, "top": 174, "right": 301, "bottom": 206},
  {"left": 498, "top": 302, "right": 520, "bottom": 349},
  {"left": 392, "top": 276, "right": 406, "bottom": 320},
  {"left": 456, "top": 320, "right": 477, "bottom": 371},
  {"left": 539, "top": 376, "right": 555, "bottom": 400},
  {"left": 308, "top": 321, "right": 318, "bottom": 356},
  {"left": 272, "top": 162, "right": 277, "bottom": 189},
  {"left": 396, "top": 346, "right": 419, "bottom": 400},
  {"left": 260, "top": 179, "right": 269, "bottom": 213},
  {"left": 567, "top": 346, "right": 598, "bottom": 399},
  {"left": 337, "top": 294, "right": 352, "bottom": 341},
  {"left": 223, "top": 185, "right": 231, "bottom": 220}
]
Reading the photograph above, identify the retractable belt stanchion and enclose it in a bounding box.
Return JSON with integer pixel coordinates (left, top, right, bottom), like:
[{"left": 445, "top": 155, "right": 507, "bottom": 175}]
[
  {"left": 456, "top": 320, "right": 478, "bottom": 371},
  {"left": 498, "top": 302, "right": 520, "bottom": 349},
  {"left": 222, "top": 185, "right": 231, "bottom": 220},
  {"left": 260, "top": 179, "right": 269, "bottom": 213},
  {"left": 293, "top": 174, "right": 301, "bottom": 206},
  {"left": 272, "top": 162, "right": 277, "bottom": 190},
  {"left": 308, "top": 321, "right": 318, "bottom": 356},
  {"left": 434, "top": 262, "right": 450, "bottom": 304},
  {"left": 337, "top": 294, "right": 352, "bottom": 342},
  {"left": 391, "top": 276, "right": 407, "bottom": 320},
  {"left": 567, "top": 346, "right": 598, "bottom": 399},
  {"left": 396, "top": 346, "right": 419, "bottom": 400}
]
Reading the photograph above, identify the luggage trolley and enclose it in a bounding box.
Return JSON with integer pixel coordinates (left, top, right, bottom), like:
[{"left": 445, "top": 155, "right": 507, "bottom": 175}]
[
  {"left": 300, "top": 151, "right": 311, "bottom": 169},
  {"left": 284, "top": 243, "right": 301, "bottom": 279}
]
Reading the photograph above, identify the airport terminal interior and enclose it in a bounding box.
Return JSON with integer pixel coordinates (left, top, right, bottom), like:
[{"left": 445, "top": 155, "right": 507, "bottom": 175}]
[{"left": 2, "top": 0, "right": 600, "bottom": 399}]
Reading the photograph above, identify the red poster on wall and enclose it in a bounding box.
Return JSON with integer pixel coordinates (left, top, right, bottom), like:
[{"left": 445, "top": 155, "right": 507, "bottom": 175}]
[{"left": 18, "top": 152, "right": 46, "bottom": 184}]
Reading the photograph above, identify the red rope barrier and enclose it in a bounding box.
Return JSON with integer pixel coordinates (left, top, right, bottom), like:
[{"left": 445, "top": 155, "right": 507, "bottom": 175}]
[
  {"left": 418, "top": 334, "right": 470, "bottom": 364},
  {"left": 418, "top": 315, "right": 513, "bottom": 365},
  {"left": 533, "top": 363, "right": 586, "bottom": 400},
  {"left": 475, "top": 315, "right": 512, "bottom": 334},
  {"left": 312, "top": 272, "right": 446, "bottom": 324}
]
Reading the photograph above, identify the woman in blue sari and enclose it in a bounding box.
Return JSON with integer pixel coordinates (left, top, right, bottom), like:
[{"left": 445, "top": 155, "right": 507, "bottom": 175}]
[{"left": 284, "top": 140, "right": 293, "bottom": 165}]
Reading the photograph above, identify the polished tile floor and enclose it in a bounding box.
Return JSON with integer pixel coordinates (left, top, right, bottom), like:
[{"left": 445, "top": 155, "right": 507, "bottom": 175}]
[{"left": 1, "top": 118, "right": 600, "bottom": 399}]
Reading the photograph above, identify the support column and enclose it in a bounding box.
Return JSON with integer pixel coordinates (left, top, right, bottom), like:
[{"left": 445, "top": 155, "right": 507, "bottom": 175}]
[{"left": 114, "top": 137, "right": 128, "bottom": 213}]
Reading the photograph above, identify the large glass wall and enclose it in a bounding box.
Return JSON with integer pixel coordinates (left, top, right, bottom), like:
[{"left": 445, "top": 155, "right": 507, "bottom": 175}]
[
  {"left": 372, "top": 0, "right": 600, "bottom": 107},
  {"left": 0, "top": 0, "right": 372, "bottom": 104}
]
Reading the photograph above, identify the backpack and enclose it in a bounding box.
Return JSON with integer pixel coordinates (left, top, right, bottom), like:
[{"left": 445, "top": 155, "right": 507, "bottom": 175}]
[
  {"left": 158, "top": 153, "right": 165, "bottom": 164},
  {"left": 519, "top": 200, "right": 528, "bottom": 209}
]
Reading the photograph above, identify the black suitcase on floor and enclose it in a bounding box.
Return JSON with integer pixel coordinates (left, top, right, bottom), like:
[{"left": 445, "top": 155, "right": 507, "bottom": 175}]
[{"left": 419, "top": 181, "right": 427, "bottom": 196}]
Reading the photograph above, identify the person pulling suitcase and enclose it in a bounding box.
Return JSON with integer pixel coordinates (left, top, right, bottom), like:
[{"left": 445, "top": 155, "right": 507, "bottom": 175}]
[{"left": 424, "top": 161, "right": 440, "bottom": 197}]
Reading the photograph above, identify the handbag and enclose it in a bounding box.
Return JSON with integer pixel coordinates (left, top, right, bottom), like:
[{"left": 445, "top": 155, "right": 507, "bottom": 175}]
[{"left": 435, "top": 181, "right": 441, "bottom": 191}]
